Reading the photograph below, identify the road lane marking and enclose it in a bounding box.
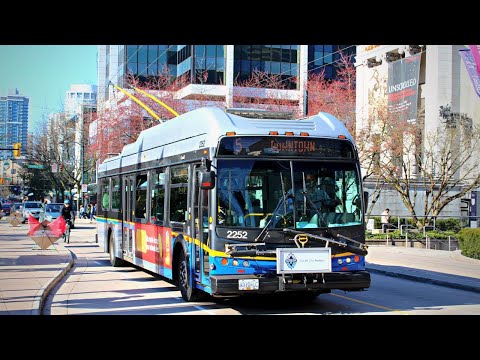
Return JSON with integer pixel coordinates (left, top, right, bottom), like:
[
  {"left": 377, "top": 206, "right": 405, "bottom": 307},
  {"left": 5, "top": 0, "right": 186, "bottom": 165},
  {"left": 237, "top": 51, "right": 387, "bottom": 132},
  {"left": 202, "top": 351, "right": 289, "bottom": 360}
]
[
  {"left": 329, "top": 293, "right": 409, "bottom": 314},
  {"left": 175, "top": 297, "right": 219, "bottom": 315}
]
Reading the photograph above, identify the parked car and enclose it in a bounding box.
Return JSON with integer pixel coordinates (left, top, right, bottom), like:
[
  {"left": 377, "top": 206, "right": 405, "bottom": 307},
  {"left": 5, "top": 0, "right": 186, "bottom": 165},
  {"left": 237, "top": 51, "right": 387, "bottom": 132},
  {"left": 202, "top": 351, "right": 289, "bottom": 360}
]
[
  {"left": 10, "top": 202, "right": 23, "bottom": 214},
  {"left": 21, "top": 201, "right": 44, "bottom": 223},
  {"left": 2, "top": 203, "right": 12, "bottom": 216},
  {"left": 44, "top": 203, "right": 75, "bottom": 229}
]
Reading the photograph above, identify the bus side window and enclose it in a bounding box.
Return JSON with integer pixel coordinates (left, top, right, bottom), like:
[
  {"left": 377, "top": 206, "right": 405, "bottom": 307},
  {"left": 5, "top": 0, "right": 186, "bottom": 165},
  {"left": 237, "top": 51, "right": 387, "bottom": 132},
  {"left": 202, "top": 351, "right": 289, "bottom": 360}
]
[
  {"left": 169, "top": 166, "right": 188, "bottom": 225},
  {"left": 135, "top": 174, "right": 148, "bottom": 221},
  {"left": 151, "top": 170, "right": 165, "bottom": 225}
]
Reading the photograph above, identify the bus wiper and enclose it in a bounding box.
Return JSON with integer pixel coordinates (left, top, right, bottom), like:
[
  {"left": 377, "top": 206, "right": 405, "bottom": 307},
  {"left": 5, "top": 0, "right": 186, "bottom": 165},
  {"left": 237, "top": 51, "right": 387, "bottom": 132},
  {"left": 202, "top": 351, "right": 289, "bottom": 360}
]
[
  {"left": 253, "top": 194, "right": 285, "bottom": 242},
  {"left": 254, "top": 174, "right": 291, "bottom": 243},
  {"left": 282, "top": 228, "right": 368, "bottom": 256},
  {"left": 303, "top": 192, "right": 328, "bottom": 227}
]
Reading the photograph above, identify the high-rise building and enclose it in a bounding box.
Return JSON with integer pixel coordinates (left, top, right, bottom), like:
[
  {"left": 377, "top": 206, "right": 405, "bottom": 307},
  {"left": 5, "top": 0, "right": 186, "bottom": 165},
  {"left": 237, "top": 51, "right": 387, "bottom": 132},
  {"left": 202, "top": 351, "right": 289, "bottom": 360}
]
[
  {"left": 65, "top": 84, "right": 97, "bottom": 117},
  {"left": 0, "top": 89, "right": 29, "bottom": 160},
  {"left": 63, "top": 85, "right": 97, "bottom": 205}
]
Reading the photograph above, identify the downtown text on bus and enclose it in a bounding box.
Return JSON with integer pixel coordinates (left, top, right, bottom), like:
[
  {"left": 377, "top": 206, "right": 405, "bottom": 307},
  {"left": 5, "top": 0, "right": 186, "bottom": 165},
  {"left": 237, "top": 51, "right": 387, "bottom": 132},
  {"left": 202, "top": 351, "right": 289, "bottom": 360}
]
[{"left": 97, "top": 107, "right": 370, "bottom": 302}]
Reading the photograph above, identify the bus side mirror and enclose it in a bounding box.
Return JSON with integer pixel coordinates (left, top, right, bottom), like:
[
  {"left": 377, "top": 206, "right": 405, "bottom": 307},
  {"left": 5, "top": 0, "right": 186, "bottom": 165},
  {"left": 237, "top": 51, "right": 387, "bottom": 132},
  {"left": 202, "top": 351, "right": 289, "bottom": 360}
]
[
  {"left": 363, "top": 191, "right": 369, "bottom": 208},
  {"left": 200, "top": 170, "right": 216, "bottom": 190}
]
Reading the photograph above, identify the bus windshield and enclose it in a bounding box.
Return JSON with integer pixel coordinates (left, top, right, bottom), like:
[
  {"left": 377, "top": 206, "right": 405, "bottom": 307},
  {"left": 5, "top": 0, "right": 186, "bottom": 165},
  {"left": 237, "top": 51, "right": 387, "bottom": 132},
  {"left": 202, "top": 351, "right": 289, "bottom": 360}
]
[{"left": 216, "top": 159, "right": 362, "bottom": 229}]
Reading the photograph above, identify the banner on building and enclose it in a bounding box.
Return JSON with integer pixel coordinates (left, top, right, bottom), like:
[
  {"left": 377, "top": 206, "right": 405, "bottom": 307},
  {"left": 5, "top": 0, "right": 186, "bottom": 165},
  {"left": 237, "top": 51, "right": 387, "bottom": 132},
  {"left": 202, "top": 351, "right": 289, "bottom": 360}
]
[
  {"left": 468, "top": 45, "right": 480, "bottom": 75},
  {"left": 387, "top": 54, "right": 421, "bottom": 122},
  {"left": 459, "top": 48, "right": 480, "bottom": 98}
]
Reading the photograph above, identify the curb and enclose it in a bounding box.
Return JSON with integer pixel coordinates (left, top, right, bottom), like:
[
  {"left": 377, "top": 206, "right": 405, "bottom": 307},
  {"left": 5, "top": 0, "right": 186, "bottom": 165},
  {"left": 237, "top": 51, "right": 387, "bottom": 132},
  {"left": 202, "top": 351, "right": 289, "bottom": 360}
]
[
  {"left": 31, "top": 249, "right": 75, "bottom": 315},
  {"left": 366, "top": 265, "right": 480, "bottom": 294},
  {"left": 449, "top": 250, "right": 480, "bottom": 264}
]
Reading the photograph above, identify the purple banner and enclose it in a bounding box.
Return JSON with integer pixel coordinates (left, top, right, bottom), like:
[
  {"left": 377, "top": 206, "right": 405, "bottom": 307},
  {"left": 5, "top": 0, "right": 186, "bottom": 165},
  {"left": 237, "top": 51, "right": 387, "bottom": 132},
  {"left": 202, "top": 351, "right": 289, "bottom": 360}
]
[
  {"left": 459, "top": 49, "right": 480, "bottom": 97},
  {"left": 387, "top": 54, "right": 421, "bottom": 122},
  {"left": 468, "top": 45, "right": 480, "bottom": 75}
]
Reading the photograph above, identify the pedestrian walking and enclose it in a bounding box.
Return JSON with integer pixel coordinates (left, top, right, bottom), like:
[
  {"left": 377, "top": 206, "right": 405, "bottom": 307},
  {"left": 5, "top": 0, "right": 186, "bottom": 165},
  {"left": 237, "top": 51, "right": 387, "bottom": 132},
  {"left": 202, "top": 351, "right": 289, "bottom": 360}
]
[
  {"left": 381, "top": 208, "right": 391, "bottom": 233},
  {"left": 89, "top": 202, "right": 96, "bottom": 223}
]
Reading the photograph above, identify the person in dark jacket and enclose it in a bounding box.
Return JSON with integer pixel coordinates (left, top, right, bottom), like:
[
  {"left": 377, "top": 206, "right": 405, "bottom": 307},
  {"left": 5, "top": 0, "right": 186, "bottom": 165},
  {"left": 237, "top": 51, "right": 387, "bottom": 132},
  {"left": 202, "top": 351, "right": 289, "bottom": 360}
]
[{"left": 61, "top": 199, "right": 74, "bottom": 223}]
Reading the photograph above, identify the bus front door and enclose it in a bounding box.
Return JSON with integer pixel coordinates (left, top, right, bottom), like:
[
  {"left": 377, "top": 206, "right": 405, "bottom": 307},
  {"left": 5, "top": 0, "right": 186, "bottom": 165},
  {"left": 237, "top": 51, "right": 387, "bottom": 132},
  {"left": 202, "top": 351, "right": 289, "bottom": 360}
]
[
  {"left": 123, "top": 175, "right": 134, "bottom": 259},
  {"left": 193, "top": 168, "right": 210, "bottom": 283}
]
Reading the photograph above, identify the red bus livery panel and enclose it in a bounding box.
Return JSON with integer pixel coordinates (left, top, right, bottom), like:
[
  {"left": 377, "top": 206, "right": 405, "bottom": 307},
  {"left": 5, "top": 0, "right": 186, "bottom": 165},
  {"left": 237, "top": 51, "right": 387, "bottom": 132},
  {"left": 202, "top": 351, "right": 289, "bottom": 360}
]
[{"left": 133, "top": 223, "right": 172, "bottom": 269}]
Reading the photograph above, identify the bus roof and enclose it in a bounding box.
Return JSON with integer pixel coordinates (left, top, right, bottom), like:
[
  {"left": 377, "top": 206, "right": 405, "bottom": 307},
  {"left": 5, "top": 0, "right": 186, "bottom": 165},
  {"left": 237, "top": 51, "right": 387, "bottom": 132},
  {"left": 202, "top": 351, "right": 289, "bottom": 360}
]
[{"left": 99, "top": 106, "right": 354, "bottom": 172}]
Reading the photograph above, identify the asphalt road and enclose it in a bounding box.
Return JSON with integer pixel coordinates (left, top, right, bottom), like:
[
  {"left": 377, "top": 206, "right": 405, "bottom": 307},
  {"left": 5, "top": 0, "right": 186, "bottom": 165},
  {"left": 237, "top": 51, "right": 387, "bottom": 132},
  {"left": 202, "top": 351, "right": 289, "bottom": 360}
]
[{"left": 43, "top": 226, "right": 480, "bottom": 315}]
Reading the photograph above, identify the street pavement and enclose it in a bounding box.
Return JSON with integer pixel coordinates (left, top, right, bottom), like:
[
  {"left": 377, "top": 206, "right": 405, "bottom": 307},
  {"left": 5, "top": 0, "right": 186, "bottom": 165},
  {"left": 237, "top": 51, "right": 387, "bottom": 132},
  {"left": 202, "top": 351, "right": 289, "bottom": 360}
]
[
  {"left": 366, "top": 245, "right": 480, "bottom": 293},
  {"left": 0, "top": 217, "right": 479, "bottom": 315}
]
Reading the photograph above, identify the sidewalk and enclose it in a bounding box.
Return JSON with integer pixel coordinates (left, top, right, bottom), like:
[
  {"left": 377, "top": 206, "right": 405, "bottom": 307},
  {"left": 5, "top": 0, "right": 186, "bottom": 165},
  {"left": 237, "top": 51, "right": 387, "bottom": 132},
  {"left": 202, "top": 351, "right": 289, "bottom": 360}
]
[
  {"left": 366, "top": 245, "right": 480, "bottom": 293},
  {"left": 0, "top": 218, "right": 77, "bottom": 315}
]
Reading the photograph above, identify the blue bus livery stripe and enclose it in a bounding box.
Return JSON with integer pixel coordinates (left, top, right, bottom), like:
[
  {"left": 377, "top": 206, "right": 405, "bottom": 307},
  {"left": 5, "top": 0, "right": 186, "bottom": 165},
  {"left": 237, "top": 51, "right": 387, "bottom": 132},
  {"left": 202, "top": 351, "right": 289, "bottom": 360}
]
[
  {"left": 170, "top": 230, "right": 360, "bottom": 262},
  {"left": 96, "top": 216, "right": 121, "bottom": 224}
]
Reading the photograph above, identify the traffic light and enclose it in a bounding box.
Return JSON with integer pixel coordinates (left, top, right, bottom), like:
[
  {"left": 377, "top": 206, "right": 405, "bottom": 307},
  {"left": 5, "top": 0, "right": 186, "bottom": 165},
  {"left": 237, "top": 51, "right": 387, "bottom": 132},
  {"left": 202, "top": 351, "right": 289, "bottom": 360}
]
[
  {"left": 12, "top": 142, "right": 21, "bottom": 158},
  {"left": 59, "top": 164, "right": 63, "bottom": 171}
]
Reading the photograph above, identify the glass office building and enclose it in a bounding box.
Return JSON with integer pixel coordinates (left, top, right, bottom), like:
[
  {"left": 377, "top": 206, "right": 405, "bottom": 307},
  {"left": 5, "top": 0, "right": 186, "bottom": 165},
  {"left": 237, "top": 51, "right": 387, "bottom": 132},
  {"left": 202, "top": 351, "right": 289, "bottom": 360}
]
[{"left": 98, "top": 45, "right": 355, "bottom": 111}]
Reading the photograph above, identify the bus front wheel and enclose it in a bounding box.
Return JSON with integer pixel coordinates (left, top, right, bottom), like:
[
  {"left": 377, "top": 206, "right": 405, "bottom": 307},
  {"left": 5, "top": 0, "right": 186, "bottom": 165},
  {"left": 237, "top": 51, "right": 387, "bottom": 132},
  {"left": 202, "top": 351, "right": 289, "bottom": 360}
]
[{"left": 177, "top": 250, "right": 201, "bottom": 302}]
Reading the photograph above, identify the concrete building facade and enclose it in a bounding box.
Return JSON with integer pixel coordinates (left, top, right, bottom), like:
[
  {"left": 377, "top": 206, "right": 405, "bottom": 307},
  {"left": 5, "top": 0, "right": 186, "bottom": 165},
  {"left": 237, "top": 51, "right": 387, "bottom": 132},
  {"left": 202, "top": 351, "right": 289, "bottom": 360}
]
[{"left": 355, "top": 45, "right": 480, "bottom": 219}]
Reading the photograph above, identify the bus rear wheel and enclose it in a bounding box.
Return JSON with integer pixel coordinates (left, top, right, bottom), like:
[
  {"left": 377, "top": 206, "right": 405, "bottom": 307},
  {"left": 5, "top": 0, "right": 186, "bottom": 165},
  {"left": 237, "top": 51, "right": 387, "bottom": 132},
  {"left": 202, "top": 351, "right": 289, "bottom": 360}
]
[{"left": 177, "top": 250, "right": 201, "bottom": 302}]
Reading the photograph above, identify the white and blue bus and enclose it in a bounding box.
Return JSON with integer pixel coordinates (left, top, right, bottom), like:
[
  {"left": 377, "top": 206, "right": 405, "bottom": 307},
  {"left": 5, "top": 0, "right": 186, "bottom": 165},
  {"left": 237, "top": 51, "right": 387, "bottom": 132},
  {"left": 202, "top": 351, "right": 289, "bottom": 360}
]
[{"left": 97, "top": 107, "right": 370, "bottom": 302}]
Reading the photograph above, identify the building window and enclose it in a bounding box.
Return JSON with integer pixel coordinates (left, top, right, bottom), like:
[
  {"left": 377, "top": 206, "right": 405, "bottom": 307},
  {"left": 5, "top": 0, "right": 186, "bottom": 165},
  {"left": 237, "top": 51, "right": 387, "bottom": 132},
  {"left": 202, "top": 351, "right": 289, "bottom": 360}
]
[
  {"left": 233, "top": 45, "right": 299, "bottom": 89},
  {"left": 308, "top": 45, "right": 355, "bottom": 79}
]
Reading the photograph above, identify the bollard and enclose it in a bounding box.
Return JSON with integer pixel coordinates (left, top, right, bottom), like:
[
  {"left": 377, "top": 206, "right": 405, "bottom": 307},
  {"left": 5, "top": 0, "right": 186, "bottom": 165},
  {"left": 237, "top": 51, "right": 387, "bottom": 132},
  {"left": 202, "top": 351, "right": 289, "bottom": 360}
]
[
  {"left": 405, "top": 231, "right": 408, "bottom": 247},
  {"left": 448, "top": 236, "right": 451, "bottom": 251}
]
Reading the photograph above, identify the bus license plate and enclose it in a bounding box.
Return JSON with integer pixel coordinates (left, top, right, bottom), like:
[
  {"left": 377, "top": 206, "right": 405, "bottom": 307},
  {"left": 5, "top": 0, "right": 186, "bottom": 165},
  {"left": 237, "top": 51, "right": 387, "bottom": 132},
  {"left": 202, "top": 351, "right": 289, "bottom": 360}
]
[{"left": 239, "top": 279, "right": 259, "bottom": 290}]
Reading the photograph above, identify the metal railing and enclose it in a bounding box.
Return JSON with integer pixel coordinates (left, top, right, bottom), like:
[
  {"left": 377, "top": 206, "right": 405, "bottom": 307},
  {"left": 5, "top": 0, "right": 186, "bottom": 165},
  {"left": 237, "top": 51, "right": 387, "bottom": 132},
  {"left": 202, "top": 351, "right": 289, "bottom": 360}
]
[{"left": 368, "top": 214, "right": 467, "bottom": 251}]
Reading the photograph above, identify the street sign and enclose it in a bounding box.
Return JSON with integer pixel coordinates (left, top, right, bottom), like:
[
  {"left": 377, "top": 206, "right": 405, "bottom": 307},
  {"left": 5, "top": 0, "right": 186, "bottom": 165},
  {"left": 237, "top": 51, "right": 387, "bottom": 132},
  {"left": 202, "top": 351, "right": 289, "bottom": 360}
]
[
  {"left": 28, "top": 164, "right": 44, "bottom": 169},
  {"left": 82, "top": 184, "right": 88, "bottom": 193}
]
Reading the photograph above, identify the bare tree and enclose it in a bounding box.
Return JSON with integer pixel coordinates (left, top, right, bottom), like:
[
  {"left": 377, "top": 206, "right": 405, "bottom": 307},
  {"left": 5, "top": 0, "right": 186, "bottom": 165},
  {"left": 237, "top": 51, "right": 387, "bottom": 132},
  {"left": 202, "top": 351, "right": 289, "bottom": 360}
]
[
  {"left": 91, "top": 69, "right": 192, "bottom": 163},
  {"left": 358, "top": 91, "right": 480, "bottom": 227},
  {"left": 419, "top": 116, "right": 480, "bottom": 224},
  {"left": 26, "top": 110, "right": 97, "bottom": 201},
  {"left": 233, "top": 70, "right": 301, "bottom": 116},
  {"left": 307, "top": 51, "right": 356, "bottom": 133}
]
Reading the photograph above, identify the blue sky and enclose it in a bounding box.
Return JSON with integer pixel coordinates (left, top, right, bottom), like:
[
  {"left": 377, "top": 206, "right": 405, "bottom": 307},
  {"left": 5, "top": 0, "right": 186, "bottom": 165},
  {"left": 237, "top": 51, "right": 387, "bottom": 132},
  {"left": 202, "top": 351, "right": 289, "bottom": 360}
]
[{"left": 0, "top": 45, "right": 98, "bottom": 130}]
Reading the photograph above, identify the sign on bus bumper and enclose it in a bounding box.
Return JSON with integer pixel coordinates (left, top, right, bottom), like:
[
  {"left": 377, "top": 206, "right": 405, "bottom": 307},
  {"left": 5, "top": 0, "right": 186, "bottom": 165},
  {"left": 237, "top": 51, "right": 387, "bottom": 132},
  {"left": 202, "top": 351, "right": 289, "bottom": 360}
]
[{"left": 276, "top": 248, "right": 332, "bottom": 274}]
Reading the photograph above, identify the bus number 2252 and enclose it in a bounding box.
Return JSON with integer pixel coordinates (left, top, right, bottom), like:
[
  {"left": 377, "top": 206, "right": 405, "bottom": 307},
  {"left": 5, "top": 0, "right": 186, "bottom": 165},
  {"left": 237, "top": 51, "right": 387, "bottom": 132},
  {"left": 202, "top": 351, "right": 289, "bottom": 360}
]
[{"left": 226, "top": 230, "right": 248, "bottom": 239}]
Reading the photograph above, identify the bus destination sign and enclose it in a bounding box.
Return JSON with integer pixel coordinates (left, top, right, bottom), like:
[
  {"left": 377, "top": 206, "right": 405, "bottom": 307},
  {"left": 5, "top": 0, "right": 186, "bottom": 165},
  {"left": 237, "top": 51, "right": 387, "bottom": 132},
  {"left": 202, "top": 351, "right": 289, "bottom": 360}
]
[{"left": 218, "top": 136, "right": 353, "bottom": 158}]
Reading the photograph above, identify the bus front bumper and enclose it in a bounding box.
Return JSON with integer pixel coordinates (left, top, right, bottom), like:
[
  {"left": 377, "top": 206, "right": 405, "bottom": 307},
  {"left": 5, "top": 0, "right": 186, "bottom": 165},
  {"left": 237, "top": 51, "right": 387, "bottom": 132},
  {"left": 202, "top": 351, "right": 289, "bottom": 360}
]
[{"left": 210, "top": 271, "right": 370, "bottom": 296}]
